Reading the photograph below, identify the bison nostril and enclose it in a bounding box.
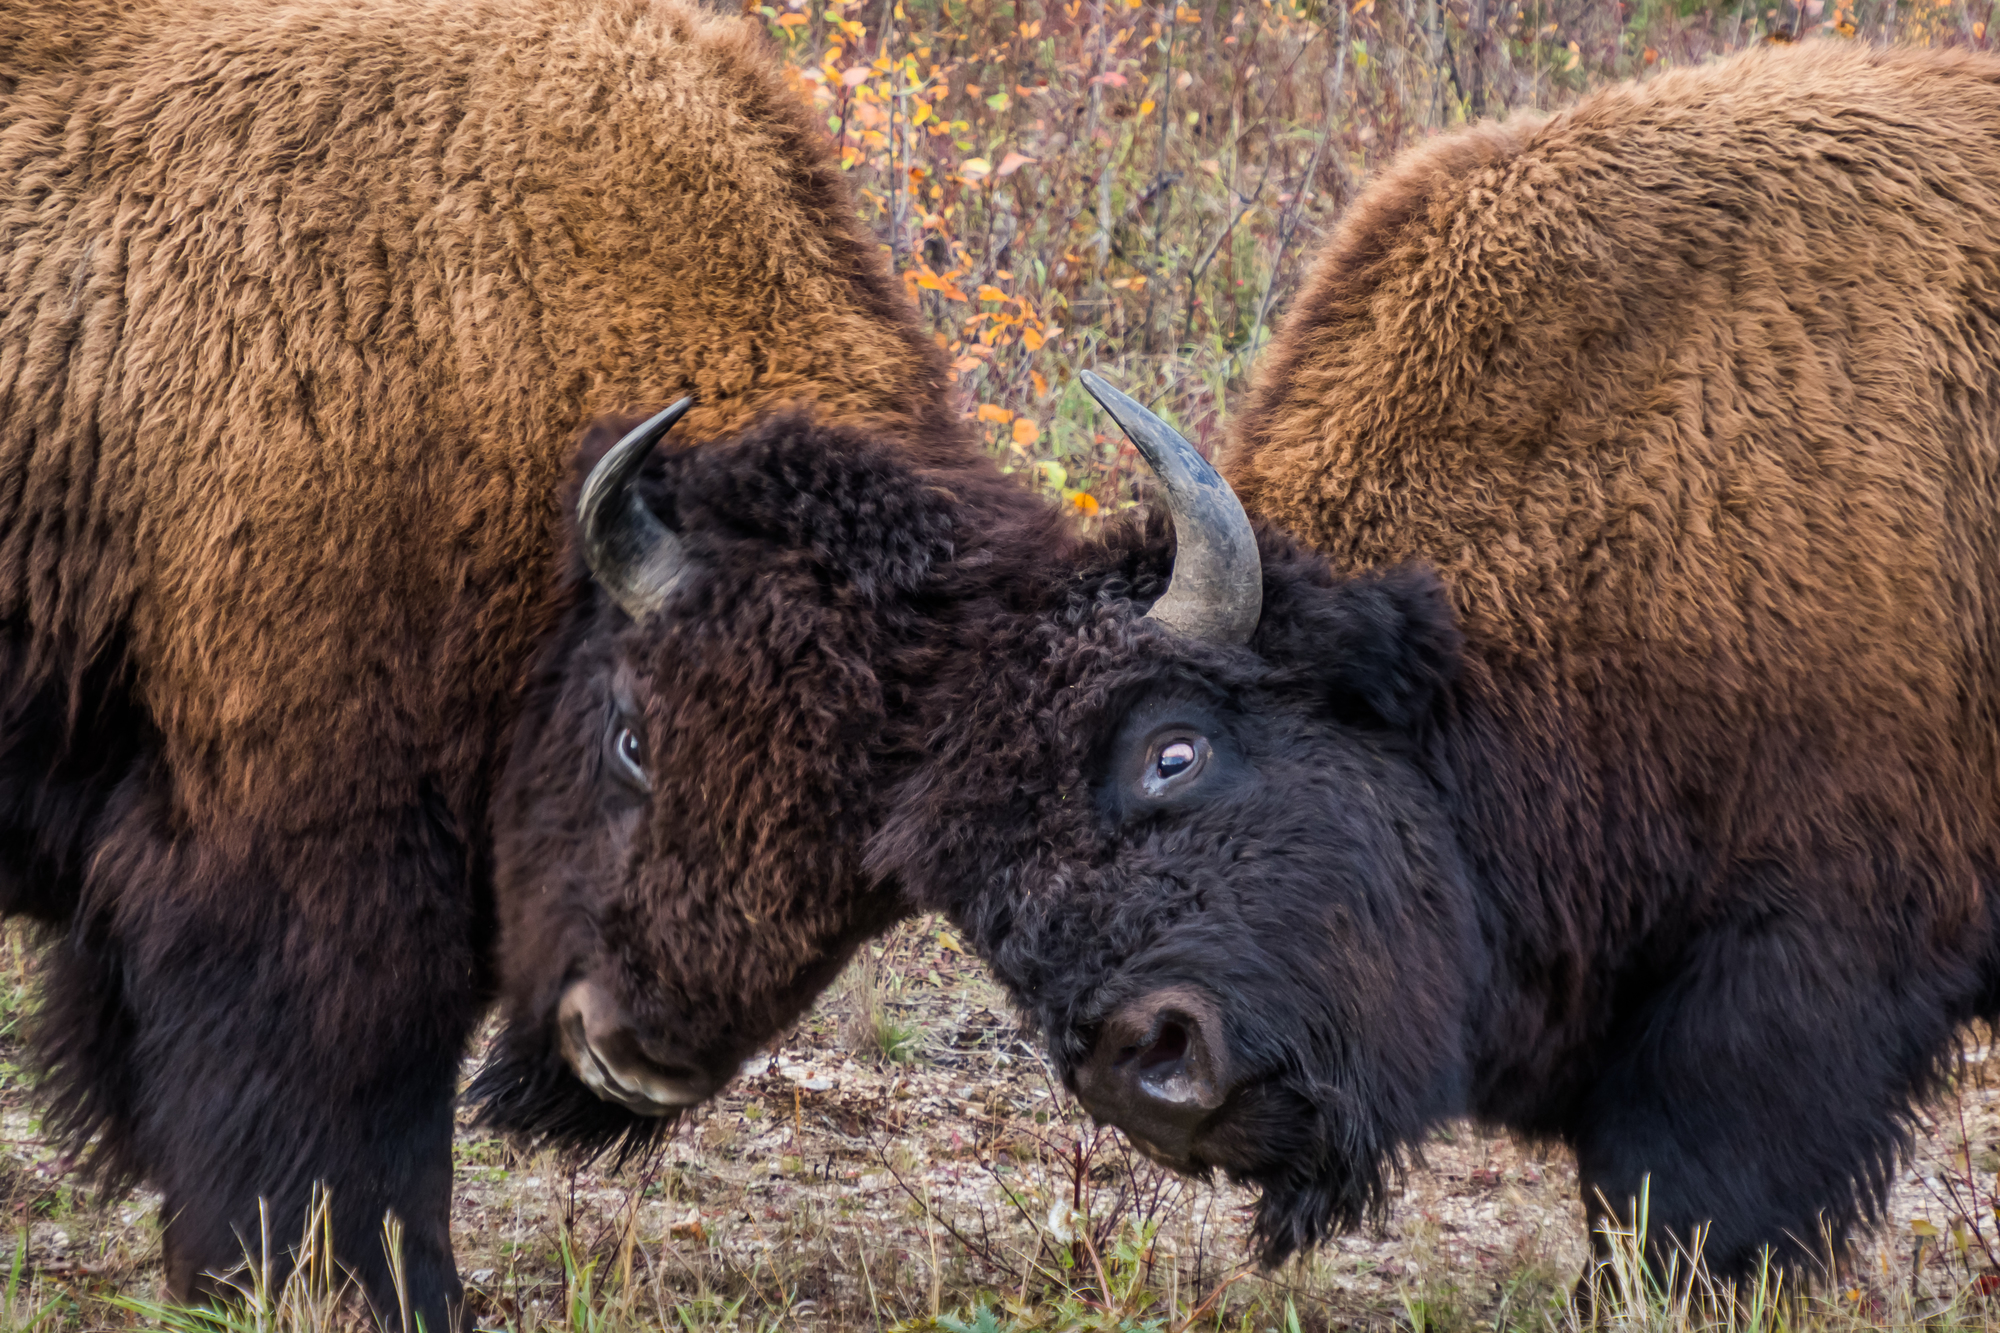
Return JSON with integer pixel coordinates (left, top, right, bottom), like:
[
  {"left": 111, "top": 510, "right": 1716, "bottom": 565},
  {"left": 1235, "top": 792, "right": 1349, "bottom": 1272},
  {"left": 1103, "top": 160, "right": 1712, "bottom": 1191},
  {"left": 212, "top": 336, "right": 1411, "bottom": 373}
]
[
  {"left": 1074, "top": 988, "right": 1231, "bottom": 1166},
  {"left": 556, "top": 980, "right": 718, "bottom": 1114},
  {"left": 1134, "top": 1021, "right": 1190, "bottom": 1077}
]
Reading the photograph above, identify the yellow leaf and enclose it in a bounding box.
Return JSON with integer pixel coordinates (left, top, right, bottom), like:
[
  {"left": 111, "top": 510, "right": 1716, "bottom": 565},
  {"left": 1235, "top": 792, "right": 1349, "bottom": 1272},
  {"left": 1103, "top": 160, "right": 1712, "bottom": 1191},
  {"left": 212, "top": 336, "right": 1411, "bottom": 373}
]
[
  {"left": 976, "top": 284, "right": 1007, "bottom": 302},
  {"left": 1021, "top": 325, "right": 1045, "bottom": 351},
  {"left": 1012, "top": 417, "right": 1041, "bottom": 447},
  {"left": 912, "top": 100, "right": 933, "bottom": 126},
  {"left": 960, "top": 157, "right": 993, "bottom": 180},
  {"left": 936, "top": 929, "right": 965, "bottom": 953},
  {"left": 1034, "top": 458, "right": 1065, "bottom": 488},
  {"left": 1139, "top": 98, "right": 1156, "bottom": 116},
  {"left": 976, "top": 403, "right": 1014, "bottom": 424},
  {"left": 1912, "top": 1219, "right": 1941, "bottom": 1238},
  {"left": 1020, "top": 19, "right": 1043, "bottom": 36}
]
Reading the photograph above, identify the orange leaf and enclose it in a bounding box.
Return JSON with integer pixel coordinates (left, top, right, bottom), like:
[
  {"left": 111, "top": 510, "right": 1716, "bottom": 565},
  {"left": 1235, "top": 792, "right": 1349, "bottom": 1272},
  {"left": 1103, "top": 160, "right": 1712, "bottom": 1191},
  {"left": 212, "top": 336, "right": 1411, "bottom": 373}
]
[
  {"left": 976, "top": 404, "right": 1014, "bottom": 424},
  {"left": 1021, "top": 326, "right": 1045, "bottom": 351},
  {"left": 1031, "top": 370, "right": 1049, "bottom": 397},
  {"left": 976, "top": 284, "right": 1007, "bottom": 302},
  {"left": 1012, "top": 417, "right": 1041, "bottom": 446},
  {"left": 1069, "top": 492, "right": 1101, "bottom": 516},
  {"left": 776, "top": 11, "right": 809, "bottom": 25}
]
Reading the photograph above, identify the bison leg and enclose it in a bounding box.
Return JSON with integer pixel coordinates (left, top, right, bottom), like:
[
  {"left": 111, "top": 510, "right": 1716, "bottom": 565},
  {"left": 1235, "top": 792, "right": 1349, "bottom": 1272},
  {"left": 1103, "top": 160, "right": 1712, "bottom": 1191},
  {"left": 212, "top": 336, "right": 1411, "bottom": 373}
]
[
  {"left": 0, "top": 630, "right": 150, "bottom": 923},
  {"left": 37, "top": 771, "right": 480, "bottom": 1331},
  {"left": 1569, "top": 901, "right": 1974, "bottom": 1282}
]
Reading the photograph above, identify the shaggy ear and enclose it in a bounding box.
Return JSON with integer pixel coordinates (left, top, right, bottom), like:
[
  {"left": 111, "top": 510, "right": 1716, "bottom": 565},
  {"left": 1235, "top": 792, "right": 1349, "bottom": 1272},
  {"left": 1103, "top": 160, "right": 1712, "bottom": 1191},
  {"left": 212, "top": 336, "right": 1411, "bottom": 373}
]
[{"left": 1254, "top": 564, "right": 1462, "bottom": 731}]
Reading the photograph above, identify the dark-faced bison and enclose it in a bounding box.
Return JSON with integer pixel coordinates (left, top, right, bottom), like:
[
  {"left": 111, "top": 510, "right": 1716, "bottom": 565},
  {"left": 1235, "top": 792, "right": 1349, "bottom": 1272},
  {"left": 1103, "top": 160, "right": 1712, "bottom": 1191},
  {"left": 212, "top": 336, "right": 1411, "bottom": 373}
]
[
  {"left": 0, "top": 0, "right": 1053, "bottom": 1323},
  {"left": 856, "top": 41, "right": 2000, "bottom": 1277}
]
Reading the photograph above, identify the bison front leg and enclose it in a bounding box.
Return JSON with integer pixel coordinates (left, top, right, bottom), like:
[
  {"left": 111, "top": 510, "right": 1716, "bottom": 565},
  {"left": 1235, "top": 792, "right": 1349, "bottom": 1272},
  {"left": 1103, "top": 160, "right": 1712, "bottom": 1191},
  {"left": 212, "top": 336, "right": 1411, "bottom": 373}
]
[
  {"left": 36, "top": 774, "right": 480, "bottom": 1331},
  {"left": 1568, "top": 896, "right": 1979, "bottom": 1283}
]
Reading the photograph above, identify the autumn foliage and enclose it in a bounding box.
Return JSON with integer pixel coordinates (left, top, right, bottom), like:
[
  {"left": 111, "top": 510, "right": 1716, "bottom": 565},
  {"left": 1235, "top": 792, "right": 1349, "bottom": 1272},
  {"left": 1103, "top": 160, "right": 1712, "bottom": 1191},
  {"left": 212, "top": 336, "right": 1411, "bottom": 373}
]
[{"left": 757, "top": 0, "right": 1999, "bottom": 515}]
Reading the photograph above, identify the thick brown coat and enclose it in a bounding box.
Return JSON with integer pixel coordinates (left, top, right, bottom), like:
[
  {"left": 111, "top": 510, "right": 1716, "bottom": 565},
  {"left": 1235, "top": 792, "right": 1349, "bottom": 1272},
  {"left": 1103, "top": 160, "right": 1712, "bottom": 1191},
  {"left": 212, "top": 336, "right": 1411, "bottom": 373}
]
[
  {"left": 0, "top": 0, "right": 965, "bottom": 1322},
  {"left": 1228, "top": 41, "right": 2000, "bottom": 1112}
]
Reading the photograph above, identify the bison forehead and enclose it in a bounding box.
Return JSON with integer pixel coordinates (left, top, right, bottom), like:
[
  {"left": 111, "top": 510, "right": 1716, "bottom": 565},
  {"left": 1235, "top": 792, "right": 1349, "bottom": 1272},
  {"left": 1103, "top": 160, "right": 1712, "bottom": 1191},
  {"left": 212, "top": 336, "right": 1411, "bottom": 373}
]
[{"left": 637, "top": 413, "right": 964, "bottom": 603}]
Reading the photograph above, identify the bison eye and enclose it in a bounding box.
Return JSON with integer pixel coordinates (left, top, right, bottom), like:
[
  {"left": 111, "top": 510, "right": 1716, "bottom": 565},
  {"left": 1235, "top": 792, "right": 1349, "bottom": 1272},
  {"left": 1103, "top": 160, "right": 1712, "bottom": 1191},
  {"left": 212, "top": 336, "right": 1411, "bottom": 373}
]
[
  {"left": 610, "top": 724, "right": 651, "bottom": 792},
  {"left": 1142, "top": 736, "right": 1209, "bottom": 797}
]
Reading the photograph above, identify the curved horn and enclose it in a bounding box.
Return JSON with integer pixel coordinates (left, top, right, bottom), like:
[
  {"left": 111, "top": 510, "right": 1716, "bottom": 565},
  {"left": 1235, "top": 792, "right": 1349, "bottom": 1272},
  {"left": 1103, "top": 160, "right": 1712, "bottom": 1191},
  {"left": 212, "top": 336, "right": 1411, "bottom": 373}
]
[
  {"left": 1080, "top": 371, "right": 1261, "bottom": 645},
  {"left": 579, "top": 397, "right": 696, "bottom": 623}
]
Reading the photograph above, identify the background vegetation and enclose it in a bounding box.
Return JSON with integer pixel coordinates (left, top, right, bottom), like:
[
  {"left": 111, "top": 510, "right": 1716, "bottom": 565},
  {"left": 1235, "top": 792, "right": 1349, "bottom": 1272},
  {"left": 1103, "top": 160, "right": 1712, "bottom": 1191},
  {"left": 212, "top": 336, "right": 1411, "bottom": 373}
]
[{"left": 760, "top": 0, "right": 1997, "bottom": 503}]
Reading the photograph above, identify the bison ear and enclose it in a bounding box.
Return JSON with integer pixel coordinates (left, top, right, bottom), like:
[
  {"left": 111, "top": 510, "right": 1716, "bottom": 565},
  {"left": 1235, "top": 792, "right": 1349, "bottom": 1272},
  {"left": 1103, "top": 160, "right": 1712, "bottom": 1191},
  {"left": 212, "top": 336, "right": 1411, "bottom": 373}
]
[{"left": 1255, "top": 564, "right": 1462, "bottom": 732}]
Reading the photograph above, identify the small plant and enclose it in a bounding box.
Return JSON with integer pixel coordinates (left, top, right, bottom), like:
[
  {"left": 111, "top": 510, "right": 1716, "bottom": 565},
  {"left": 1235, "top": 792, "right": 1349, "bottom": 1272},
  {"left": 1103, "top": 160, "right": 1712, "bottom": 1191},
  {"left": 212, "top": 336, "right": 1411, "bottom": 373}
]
[
  {"left": 843, "top": 951, "right": 925, "bottom": 1065},
  {"left": 108, "top": 1190, "right": 378, "bottom": 1332}
]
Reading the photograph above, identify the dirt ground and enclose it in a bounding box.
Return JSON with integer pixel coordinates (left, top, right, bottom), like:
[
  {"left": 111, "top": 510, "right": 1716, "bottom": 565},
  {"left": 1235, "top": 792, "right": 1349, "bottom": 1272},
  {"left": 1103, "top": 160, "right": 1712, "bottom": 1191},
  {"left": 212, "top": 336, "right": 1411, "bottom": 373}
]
[{"left": 3, "top": 917, "right": 2000, "bottom": 1330}]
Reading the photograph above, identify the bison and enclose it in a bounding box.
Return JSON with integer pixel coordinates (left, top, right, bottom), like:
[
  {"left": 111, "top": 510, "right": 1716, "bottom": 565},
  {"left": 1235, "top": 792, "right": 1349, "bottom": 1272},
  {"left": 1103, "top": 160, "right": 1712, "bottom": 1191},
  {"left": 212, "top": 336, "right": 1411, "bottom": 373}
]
[
  {"left": 846, "top": 41, "right": 2000, "bottom": 1279},
  {"left": 0, "top": 0, "right": 1053, "bottom": 1323}
]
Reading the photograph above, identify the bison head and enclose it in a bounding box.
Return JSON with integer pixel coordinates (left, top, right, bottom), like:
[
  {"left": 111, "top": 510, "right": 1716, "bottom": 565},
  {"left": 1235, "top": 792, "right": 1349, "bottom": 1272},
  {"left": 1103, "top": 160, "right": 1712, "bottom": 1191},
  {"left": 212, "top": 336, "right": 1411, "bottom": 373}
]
[
  {"left": 470, "top": 402, "right": 1021, "bottom": 1154},
  {"left": 872, "top": 376, "right": 1482, "bottom": 1263}
]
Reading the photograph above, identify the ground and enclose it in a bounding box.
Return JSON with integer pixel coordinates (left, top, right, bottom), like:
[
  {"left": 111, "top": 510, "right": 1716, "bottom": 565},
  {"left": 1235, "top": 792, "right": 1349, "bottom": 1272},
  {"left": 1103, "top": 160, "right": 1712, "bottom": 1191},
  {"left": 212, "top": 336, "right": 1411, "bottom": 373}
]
[{"left": 1, "top": 921, "right": 1999, "bottom": 1332}]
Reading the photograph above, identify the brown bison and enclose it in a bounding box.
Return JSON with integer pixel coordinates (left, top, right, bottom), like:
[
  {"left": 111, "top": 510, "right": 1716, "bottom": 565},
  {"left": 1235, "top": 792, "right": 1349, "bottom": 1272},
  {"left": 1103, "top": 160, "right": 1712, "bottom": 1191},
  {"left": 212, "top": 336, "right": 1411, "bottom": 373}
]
[
  {"left": 840, "top": 41, "right": 2000, "bottom": 1278},
  {"left": 0, "top": 0, "right": 1052, "bottom": 1323},
  {"left": 881, "top": 40, "right": 2000, "bottom": 1274}
]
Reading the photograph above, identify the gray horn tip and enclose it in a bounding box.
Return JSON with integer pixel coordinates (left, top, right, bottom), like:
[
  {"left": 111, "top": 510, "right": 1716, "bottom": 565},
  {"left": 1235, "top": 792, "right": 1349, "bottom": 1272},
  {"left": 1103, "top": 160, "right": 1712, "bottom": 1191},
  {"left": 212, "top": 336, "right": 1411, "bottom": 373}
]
[
  {"left": 1079, "top": 373, "right": 1263, "bottom": 646},
  {"left": 579, "top": 396, "right": 698, "bottom": 624}
]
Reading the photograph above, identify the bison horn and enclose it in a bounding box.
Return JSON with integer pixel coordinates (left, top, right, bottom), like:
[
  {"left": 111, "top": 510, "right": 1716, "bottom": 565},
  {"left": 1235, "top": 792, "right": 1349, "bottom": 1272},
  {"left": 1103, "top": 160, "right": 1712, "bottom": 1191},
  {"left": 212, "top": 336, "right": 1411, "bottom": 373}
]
[
  {"left": 1079, "top": 372, "right": 1262, "bottom": 645},
  {"left": 579, "top": 397, "right": 696, "bottom": 623}
]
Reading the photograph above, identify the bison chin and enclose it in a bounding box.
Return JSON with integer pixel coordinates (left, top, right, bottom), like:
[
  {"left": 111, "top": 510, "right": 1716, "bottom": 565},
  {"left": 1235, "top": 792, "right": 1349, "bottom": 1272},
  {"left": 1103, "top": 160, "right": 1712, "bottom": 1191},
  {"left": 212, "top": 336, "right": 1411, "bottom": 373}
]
[
  {"left": 466, "top": 1022, "right": 680, "bottom": 1164},
  {"left": 1199, "top": 1076, "right": 1408, "bottom": 1266}
]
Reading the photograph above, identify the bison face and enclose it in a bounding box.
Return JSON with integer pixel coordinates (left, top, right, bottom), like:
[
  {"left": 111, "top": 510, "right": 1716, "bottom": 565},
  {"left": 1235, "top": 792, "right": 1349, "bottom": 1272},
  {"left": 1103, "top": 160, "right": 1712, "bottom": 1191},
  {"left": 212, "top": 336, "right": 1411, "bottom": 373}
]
[
  {"left": 872, "top": 378, "right": 1481, "bottom": 1264},
  {"left": 471, "top": 405, "right": 956, "bottom": 1155}
]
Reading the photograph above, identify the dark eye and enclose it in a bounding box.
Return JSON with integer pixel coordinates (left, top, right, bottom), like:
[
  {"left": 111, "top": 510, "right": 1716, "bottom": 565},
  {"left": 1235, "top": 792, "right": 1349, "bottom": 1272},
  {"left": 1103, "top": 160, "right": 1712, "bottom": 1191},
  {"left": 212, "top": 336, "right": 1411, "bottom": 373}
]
[
  {"left": 1140, "top": 735, "right": 1209, "bottom": 798},
  {"left": 611, "top": 724, "right": 651, "bottom": 791}
]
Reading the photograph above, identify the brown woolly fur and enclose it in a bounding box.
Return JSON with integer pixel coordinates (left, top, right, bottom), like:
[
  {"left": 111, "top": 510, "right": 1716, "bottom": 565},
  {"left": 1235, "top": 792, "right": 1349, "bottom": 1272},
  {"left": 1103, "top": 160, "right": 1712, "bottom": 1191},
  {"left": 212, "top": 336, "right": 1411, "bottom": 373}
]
[
  {"left": 0, "top": 0, "right": 1038, "bottom": 1325},
  {"left": 850, "top": 38, "right": 2000, "bottom": 1292}
]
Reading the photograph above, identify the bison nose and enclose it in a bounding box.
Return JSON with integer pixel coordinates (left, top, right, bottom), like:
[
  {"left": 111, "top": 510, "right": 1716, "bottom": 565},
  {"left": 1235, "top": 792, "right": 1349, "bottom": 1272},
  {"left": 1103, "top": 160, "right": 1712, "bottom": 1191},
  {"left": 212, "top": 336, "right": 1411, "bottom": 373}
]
[
  {"left": 557, "top": 980, "right": 717, "bottom": 1115},
  {"left": 1073, "top": 987, "right": 1230, "bottom": 1164}
]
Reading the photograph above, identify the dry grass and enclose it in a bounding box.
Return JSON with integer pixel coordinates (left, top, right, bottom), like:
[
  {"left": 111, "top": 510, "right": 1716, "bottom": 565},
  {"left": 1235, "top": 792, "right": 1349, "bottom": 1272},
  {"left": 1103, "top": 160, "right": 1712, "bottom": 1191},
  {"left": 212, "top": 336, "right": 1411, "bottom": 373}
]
[{"left": 2, "top": 921, "right": 2000, "bottom": 1331}]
